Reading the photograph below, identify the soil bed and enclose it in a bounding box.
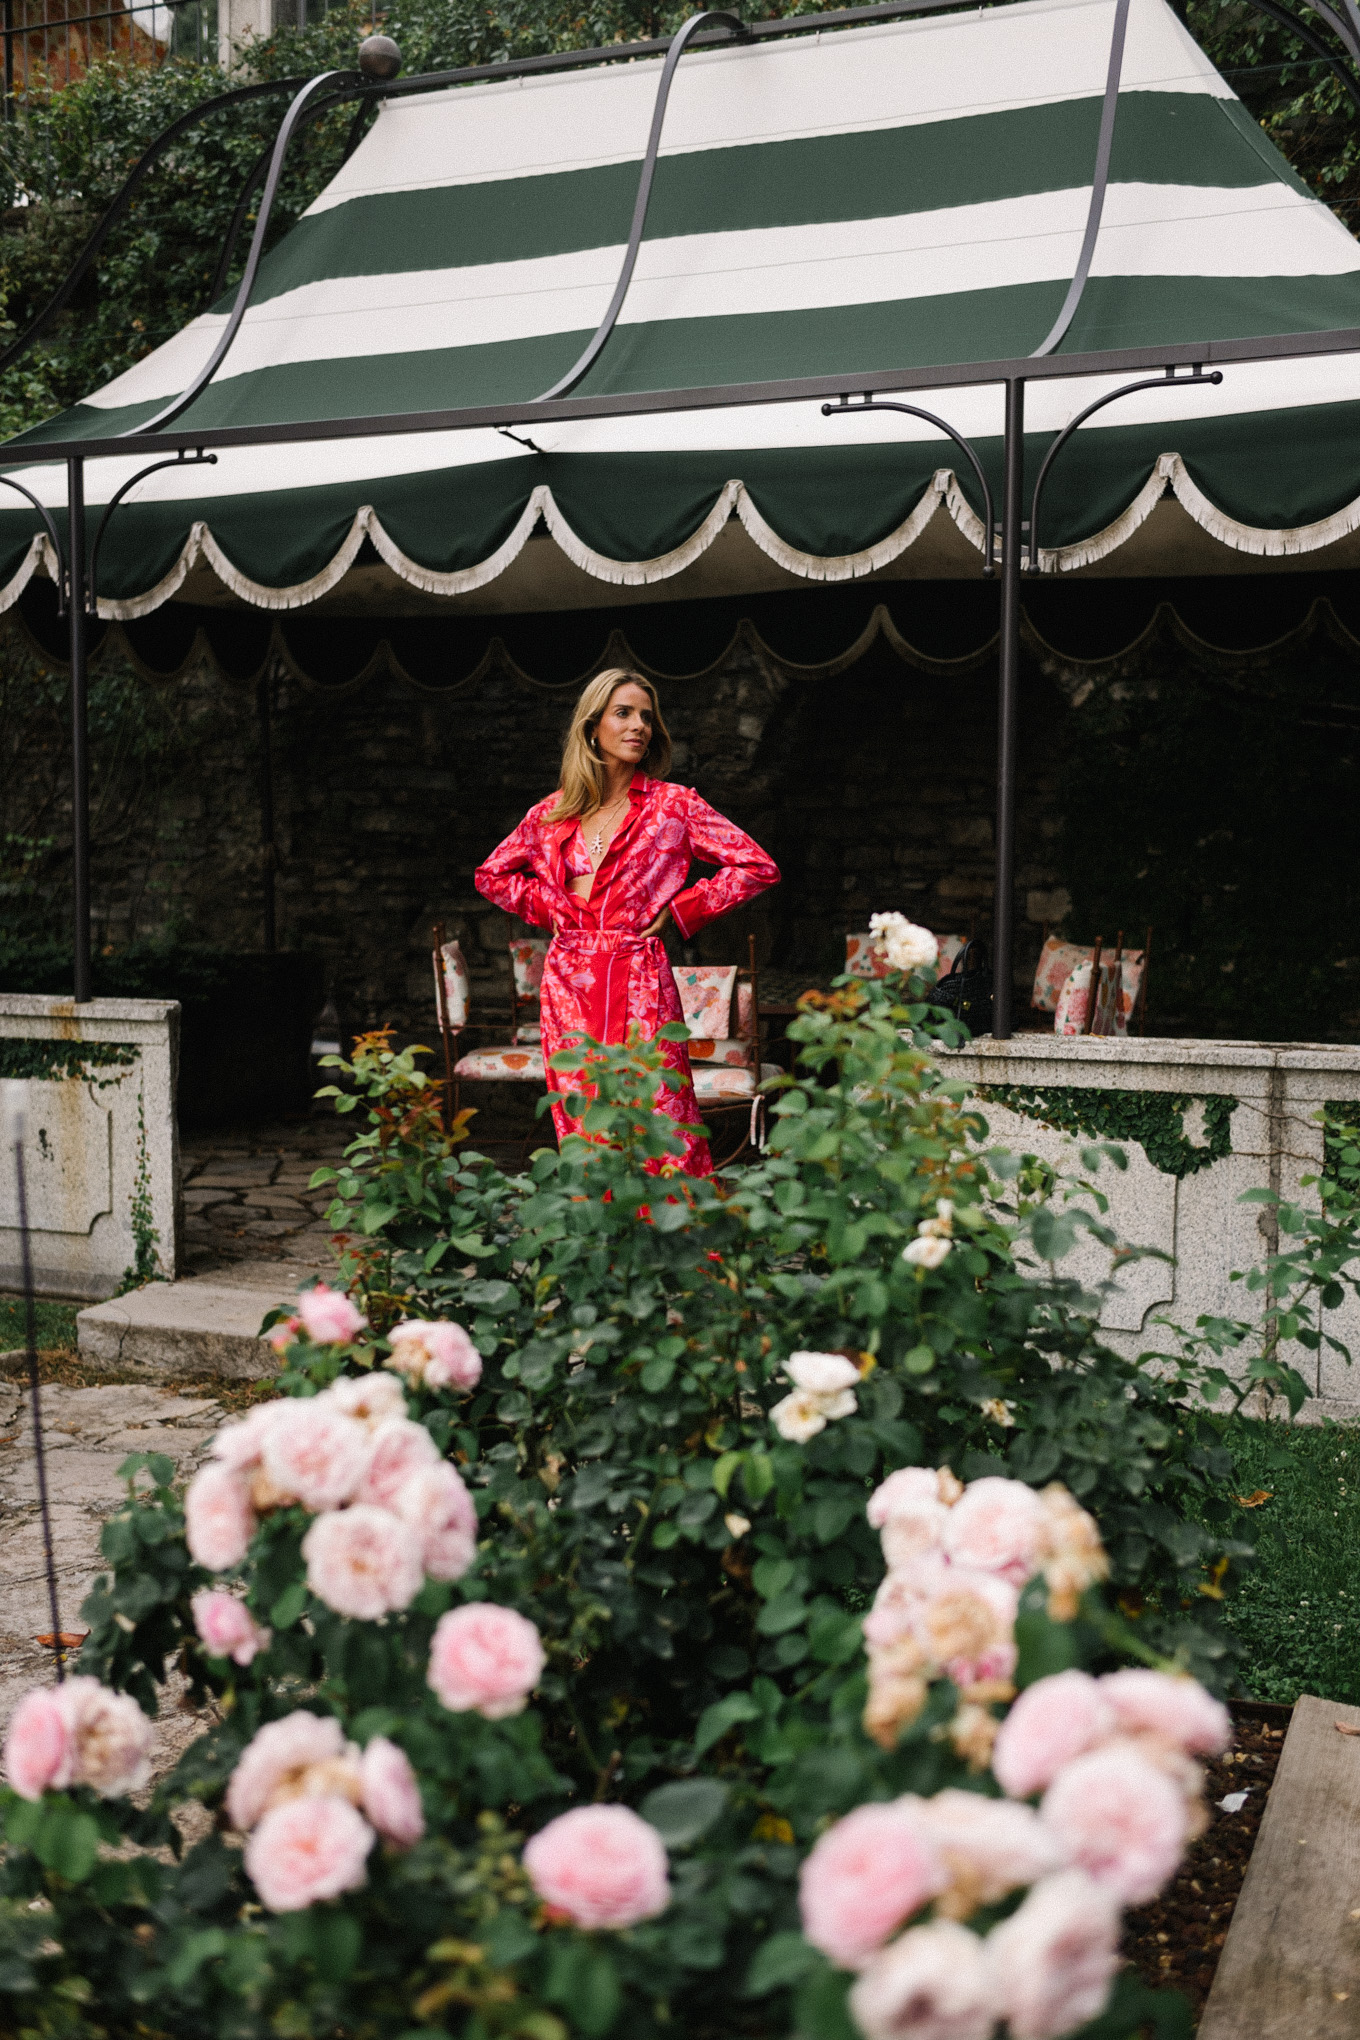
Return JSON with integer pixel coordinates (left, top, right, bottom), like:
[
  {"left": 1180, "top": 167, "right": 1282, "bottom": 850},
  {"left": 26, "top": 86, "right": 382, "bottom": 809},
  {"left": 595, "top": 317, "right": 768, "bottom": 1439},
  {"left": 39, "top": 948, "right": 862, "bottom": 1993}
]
[{"left": 1122, "top": 1702, "right": 1290, "bottom": 2022}]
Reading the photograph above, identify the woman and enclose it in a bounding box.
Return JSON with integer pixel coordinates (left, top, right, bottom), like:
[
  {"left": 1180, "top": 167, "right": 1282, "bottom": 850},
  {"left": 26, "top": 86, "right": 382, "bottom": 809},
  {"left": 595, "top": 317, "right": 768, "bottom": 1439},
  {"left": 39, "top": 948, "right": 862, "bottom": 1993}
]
[{"left": 474, "top": 669, "right": 779, "bottom": 1176}]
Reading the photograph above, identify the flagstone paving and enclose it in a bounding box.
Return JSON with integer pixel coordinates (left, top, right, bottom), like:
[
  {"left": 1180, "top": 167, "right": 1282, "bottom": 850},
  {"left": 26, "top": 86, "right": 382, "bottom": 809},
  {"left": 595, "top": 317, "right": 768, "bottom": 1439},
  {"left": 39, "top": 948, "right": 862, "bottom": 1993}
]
[{"left": 0, "top": 1378, "right": 229, "bottom": 1780}]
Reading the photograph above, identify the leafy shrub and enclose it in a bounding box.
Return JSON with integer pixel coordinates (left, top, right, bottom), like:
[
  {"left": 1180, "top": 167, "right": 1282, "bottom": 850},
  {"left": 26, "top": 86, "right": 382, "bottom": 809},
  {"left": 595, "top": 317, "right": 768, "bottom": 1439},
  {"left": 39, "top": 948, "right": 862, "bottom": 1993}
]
[{"left": 0, "top": 976, "right": 1349, "bottom": 2039}]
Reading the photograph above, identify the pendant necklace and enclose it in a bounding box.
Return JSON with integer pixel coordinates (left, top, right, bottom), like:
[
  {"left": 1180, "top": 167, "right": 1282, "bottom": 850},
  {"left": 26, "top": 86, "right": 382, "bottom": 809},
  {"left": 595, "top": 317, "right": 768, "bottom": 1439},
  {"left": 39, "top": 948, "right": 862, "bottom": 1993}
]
[{"left": 588, "top": 794, "right": 627, "bottom": 863}]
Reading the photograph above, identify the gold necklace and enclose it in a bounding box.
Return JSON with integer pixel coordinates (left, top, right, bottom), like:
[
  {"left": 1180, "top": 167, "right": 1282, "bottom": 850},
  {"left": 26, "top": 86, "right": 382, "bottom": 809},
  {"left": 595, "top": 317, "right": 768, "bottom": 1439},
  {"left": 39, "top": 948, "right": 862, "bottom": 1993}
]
[{"left": 588, "top": 793, "right": 628, "bottom": 862}]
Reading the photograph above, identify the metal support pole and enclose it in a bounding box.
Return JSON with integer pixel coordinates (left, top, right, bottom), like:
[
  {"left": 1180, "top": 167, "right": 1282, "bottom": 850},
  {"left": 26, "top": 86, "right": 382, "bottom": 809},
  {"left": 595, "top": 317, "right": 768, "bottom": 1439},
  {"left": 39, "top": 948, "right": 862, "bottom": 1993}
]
[
  {"left": 992, "top": 378, "right": 1024, "bottom": 1040},
  {"left": 67, "top": 456, "right": 91, "bottom": 1005},
  {"left": 4, "top": 1087, "right": 65, "bottom": 1681},
  {"left": 257, "top": 669, "right": 277, "bottom": 952}
]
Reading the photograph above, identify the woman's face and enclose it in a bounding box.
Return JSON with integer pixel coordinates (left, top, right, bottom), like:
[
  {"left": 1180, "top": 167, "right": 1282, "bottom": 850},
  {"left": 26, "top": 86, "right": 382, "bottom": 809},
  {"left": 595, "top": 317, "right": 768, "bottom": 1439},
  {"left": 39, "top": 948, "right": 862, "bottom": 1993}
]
[{"left": 593, "top": 683, "right": 654, "bottom": 771}]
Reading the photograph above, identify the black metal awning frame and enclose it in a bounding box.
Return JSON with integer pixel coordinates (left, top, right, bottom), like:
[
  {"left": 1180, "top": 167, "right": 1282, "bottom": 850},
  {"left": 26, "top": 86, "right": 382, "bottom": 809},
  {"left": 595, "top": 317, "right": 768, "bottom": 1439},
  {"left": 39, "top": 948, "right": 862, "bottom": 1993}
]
[{"left": 7, "top": 0, "right": 1360, "bottom": 1032}]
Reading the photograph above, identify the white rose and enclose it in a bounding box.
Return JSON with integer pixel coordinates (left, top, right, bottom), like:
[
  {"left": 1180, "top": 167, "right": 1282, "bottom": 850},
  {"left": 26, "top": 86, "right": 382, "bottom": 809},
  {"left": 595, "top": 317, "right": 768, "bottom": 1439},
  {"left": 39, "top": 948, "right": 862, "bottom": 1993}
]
[
  {"left": 904, "top": 1235, "right": 952, "bottom": 1270},
  {"left": 869, "top": 912, "right": 939, "bottom": 977},
  {"left": 771, "top": 1390, "right": 831, "bottom": 1442},
  {"left": 784, "top": 1352, "right": 862, "bottom": 1396}
]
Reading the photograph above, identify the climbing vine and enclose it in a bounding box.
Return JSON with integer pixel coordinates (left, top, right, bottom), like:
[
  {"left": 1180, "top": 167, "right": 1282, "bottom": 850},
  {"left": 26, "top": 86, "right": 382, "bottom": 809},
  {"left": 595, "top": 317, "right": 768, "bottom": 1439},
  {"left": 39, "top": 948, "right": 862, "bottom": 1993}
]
[
  {"left": 979, "top": 1084, "right": 1238, "bottom": 1178},
  {"left": 0, "top": 1039, "right": 137, "bottom": 1088},
  {"left": 116, "top": 1085, "right": 161, "bottom": 1295}
]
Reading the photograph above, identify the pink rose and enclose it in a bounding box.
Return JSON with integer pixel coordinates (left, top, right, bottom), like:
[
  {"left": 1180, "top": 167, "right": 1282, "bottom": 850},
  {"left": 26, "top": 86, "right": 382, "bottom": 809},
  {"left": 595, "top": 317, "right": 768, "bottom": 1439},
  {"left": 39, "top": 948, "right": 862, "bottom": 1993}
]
[
  {"left": 524, "top": 1805, "right": 671, "bottom": 1930},
  {"left": 394, "top": 1462, "right": 478, "bottom": 1582},
  {"left": 799, "top": 1799, "right": 947, "bottom": 1970},
  {"left": 387, "top": 1320, "right": 483, "bottom": 1393},
  {"left": 244, "top": 1795, "right": 374, "bottom": 1911},
  {"left": 988, "top": 1871, "right": 1121, "bottom": 2040},
  {"left": 301, "top": 1506, "right": 425, "bottom": 1620},
  {"left": 943, "top": 1477, "right": 1048, "bottom": 1588},
  {"left": 992, "top": 1671, "right": 1115, "bottom": 1800},
  {"left": 916, "top": 1566, "right": 1019, "bottom": 1687},
  {"left": 916, "top": 1789, "right": 1062, "bottom": 1909},
  {"left": 184, "top": 1463, "right": 257, "bottom": 1572},
  {"left": 427, "top": 1603, "right": 544, "bottom": 1719},
  {"left": 848, "top": 1920, "right": 998, "bottom": 2040},
  {"left": 325, "top": 1372, "right": 408, "bottom": 1432},
  {"left": 4, "top": 1688, "right": 74, "bottom": 1799},
  {"left": 1040, "top": 1744, "right": 1190, "bottom": 1903},
  {"left": 359, "top": 1735, "right": 424, "bottom": 1848},
  {"left": 210, "top": 1402, "right": 284, "bottom": 1474},
  {"left": 262, "top": 1401, "right": 369, "bottom": 1513},
  {"left": 867, "top": 1466, "right": 949, "bottom": 1530},
  {"left": 863, "top": 1560, "right": 941, "bottom": 1651},
  {"left": 191, "top": 1590, "right": 271, "bottom": 1666},
  {"left": 226, "top": 1711, "right": 351, "bottom": 1831},
  {"left": 357, "top": 1418, "right": 440, "bottom": 1511},
  {"left": 266, "top": 1316, "right": 300, "bottom": 1355},
  {"left": 295, "top": 1284, "right": 367, "bottom": 1346},
  {"left": 1098, "top": 1669, "right": 1231, "bottom": 1757},
  {"left": 58, "top": 1678, "right": 154, "bottom": 1797}
]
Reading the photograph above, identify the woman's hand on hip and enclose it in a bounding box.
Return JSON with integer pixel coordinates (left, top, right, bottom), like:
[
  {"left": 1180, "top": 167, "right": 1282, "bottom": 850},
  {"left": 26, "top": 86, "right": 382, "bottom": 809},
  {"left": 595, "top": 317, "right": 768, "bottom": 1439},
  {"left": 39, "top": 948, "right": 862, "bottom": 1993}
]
[{"left": 641, "top": 906, "right": 672, "bottom": 939}]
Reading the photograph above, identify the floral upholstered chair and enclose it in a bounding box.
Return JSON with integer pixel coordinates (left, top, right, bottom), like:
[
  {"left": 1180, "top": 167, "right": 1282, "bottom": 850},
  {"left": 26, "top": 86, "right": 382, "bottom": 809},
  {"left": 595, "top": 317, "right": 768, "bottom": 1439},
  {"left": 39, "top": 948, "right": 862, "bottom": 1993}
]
[
  {"left": 845, "top": 930, "right": 967, "bottom": 981},
  {"left": 1033, "top": 933, "right": 1150, "bottom": 1036},
  {"left": 674, "top": 946, "right": 782, "bottom": 1162}
]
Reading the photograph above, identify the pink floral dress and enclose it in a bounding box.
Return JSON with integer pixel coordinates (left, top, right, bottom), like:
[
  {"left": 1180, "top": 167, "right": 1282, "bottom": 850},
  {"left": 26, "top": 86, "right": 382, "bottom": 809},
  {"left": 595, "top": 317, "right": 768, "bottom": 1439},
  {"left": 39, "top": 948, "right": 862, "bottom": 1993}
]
[{"left": 474, "top": 774, "right": 779, "bottom": 1175}]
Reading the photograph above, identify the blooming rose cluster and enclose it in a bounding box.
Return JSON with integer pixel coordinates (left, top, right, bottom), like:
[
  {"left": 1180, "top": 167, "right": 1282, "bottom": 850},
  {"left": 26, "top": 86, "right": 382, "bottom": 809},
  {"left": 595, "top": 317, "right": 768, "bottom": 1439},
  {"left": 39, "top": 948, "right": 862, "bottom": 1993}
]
[
  {"left": 770, "top": 1352, "right": 862, "bottom": 1443},
  {"left": 266, "top": 1285, "right": 484, "bottom": 1401},
  {"left": 183, "top": 1363, "right": 479, "bottom": 1621},
  {"left": 226, "top": 1711, "right": 424, "bottom": 1912},
  {"left": 3, "top": 1677, "right": 154, "bottom": 1801},
  {"left": 902, "top": 1196, "right": 955, "bottom": 1272},
  {"left": 868, "top": 912, "right": 939, "bottom": 978},
  {"left": 860, "top": 1470, "right": 1110, "bottom": 1760},
  {"left": 800, "top": 1664, "right": 1229, "bottom": 2040}
]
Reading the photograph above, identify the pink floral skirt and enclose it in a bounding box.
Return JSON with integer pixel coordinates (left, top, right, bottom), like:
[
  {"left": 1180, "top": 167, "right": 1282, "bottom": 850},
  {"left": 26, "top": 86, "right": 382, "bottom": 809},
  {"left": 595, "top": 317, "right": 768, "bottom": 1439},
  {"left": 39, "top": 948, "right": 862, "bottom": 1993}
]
[{"left": 540, "top": 928, "right": 712, "bottom": 1177}]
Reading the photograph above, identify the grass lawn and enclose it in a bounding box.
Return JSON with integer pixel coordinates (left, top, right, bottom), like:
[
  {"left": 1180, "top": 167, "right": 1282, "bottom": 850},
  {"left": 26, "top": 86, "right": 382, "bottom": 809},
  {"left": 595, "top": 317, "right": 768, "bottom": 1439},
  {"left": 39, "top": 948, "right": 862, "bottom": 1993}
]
[
  {"left": 1217, "top": 1417, "right": 1360, "bottom": 1705},
  {"left": 0, "top": 1295, "right": 79, "bottom": 1354}
]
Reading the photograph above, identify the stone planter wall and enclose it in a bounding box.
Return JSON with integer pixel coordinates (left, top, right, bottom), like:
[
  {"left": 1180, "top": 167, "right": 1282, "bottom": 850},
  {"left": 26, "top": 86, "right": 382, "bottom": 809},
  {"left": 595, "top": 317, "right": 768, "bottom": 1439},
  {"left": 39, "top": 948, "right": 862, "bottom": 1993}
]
[
  {"left": 938, "top": 1034, "right": 1360, "bottom": 1424},
  {"left": 0, "top": 997, "right": 180, "bottom": 1302}
]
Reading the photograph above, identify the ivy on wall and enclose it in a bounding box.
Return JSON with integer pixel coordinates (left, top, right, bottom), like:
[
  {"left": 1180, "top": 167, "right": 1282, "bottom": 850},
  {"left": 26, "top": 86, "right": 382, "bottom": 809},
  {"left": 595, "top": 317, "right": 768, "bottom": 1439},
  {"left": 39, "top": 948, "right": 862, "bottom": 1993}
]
[
  {"left": 0, "top": 1039, "right": 137, "bottom": 1087},
  {"left": 979, "top": 1084, "right": 1238, "bottom": 1179}
]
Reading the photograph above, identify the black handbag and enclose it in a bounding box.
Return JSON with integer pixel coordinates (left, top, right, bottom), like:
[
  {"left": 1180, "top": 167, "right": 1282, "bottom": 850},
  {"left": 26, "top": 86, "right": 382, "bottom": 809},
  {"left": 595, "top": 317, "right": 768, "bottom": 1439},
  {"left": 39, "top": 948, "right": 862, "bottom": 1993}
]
[{"left": 931, "top": 938, "right": 993, "bottom": 1036}]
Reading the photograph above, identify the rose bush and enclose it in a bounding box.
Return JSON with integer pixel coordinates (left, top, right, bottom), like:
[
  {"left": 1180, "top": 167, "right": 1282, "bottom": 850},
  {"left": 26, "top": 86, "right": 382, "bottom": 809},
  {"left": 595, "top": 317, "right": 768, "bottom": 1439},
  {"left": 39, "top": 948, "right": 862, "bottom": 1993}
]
[{"left": 0, "top": 967, "right": 1348, "bottom": 2039}]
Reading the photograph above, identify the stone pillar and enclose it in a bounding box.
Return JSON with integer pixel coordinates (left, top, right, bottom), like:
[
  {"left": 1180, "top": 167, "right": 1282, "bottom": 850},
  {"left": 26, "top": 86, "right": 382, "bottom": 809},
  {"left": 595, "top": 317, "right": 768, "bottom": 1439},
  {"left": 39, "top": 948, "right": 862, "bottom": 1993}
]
[
  {"left": 0, "top": 997, "right": 181, "bottom": 1303},
  {"left": 218, "top": 0, "right": 277, "bottom": 70}
]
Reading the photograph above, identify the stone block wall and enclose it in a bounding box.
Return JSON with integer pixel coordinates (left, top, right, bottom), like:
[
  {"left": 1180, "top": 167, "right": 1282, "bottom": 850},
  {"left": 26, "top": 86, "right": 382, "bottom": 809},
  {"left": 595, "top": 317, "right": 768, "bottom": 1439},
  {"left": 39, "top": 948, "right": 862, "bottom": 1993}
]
[{"left": 4, "top": 618, "right": 1066, "bottom": 1042}]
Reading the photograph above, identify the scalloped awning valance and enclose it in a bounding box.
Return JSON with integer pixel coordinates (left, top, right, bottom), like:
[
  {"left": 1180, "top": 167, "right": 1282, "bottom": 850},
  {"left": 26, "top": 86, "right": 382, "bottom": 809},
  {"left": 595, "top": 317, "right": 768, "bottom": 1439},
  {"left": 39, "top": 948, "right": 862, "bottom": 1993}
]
[{"left": 4, "top": 0, "right": 1360, "bottom": 616}]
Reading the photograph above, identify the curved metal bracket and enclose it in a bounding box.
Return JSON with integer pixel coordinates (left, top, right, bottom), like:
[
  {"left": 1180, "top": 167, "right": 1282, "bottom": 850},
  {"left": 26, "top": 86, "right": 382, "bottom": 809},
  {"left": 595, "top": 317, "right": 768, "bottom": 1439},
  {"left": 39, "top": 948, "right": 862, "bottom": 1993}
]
[
  {"left": 822, "top": 393, "right": 996, "bottom": 575},
  {"left": 86, "top": 450, "right": 218, "bottom": 614},
  {"left": 0, "top": 76, "right": 309, "bottom": 382},
  {"left": 537, "top": 9, "right": 748, "bottom": 402},
  {"left": 1031, "top": 0, "right": 1130, "bottom": 358},
  {"left": 208, "top": 81, "right": 371, "bottom": 308},
  {"left": 132, "top": 69, "right": 359, "bottom": 436},
  {"left": 0, "top": 475, "right": 67, "bottom": 614},
  {"left": 1025, "top": 363, "right": 1222, "bottom": 570}
]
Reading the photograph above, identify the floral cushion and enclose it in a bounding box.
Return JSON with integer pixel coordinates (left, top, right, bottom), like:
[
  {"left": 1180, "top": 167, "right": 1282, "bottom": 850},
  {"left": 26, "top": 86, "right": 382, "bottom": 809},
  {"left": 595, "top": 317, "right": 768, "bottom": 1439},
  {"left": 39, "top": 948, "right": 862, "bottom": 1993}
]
[
  {"left": 434, "top": 940, "right": 470, "bottom": 1029},
  {"left": 687, "top": 1037, "right": 753, "bottom": 1067},
  {"left": 848, "top": 931, "right": 966, "bottom": 982},
  {"left": 513, "top": 1022, "right": 542, "bottom": 1044},
  {"left": 735, "top": 980, "right": 754, "bottom": 1037},
  {"left": 1054, "top": 962, "right": 1122, "bottom": 1037},
  {"left": 1034, "top": 938, "right": 1145, "bottom": 1015},
  {"left": 454, "top": 1045, "right": 545, "bottom": 1081},
  {"left": 672, "top": 965, "right": 737, "bottom": 1040},
  {"left": 691, "top": 1061, "right": 781, "bottom": 1102},
  {"left": 510, "top": 938, "right": 548, "bottom": 998}
]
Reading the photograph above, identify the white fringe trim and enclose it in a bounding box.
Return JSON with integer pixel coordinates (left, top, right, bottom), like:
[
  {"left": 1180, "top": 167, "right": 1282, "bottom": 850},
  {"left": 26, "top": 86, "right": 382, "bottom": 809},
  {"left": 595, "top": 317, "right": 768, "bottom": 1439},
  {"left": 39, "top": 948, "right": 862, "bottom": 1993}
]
[{"left": 14, "top": 452, "right": 1360, "bottom": 619}]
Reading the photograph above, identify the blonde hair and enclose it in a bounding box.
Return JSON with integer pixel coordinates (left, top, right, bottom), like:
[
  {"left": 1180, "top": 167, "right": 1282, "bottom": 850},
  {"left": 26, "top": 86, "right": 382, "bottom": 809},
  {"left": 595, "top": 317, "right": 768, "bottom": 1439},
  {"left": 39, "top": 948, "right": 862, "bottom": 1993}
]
[{"left": 548, "top": 668, "right": 672, "bottom": 822}]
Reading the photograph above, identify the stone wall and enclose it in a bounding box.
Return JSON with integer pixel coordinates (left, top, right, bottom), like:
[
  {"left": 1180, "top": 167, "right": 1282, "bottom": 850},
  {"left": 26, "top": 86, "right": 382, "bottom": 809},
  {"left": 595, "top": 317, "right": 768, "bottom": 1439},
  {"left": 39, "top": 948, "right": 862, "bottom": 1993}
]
[{"left": 3, "top": 615, "right": 1067, "bottom": 1041}]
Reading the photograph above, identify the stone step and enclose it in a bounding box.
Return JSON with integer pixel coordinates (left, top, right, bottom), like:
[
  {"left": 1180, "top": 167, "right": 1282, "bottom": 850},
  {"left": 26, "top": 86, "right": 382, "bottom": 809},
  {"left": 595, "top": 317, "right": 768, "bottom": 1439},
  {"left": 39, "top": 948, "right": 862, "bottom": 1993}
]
[
  {"left": 1199, "top": 1692, "right": 1360, "bottom": 2039},
  {"left": 76, "top": 1277, "right": 290, "bottom": 1380}
]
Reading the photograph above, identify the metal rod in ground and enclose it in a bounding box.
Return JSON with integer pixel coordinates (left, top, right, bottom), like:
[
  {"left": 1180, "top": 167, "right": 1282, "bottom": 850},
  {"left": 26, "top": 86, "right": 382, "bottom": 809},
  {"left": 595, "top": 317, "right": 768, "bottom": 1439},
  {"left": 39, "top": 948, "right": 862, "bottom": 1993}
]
[{"left": 2, "top": 1086, "right": 65, "bottom": 1680}]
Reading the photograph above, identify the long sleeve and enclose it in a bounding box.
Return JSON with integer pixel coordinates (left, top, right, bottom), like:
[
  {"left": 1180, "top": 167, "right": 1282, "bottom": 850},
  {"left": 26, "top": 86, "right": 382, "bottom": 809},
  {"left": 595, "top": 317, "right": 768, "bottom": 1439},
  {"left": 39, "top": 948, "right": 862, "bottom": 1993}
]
[
  {"left": 667, "top": 790, "right": 779, "bottom": 940},
  {"left": 474, "top": 811, "right": 559, "bottom": 930}
]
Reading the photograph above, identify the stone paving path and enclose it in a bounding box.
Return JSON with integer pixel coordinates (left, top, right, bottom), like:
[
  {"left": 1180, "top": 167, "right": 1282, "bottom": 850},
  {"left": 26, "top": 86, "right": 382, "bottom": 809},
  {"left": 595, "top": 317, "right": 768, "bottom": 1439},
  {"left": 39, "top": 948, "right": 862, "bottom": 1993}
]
[
  {"left": 0, "top": 1379, "right": 228, "bottom": 1776},
  {"left": 179, "top": 1118, "right": 351, "bottom": 1280}
]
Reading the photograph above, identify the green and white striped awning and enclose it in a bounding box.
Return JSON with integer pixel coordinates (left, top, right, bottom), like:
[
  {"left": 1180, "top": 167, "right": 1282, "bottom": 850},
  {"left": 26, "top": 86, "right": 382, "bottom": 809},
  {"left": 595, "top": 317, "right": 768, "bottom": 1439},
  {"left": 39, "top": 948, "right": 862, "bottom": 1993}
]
[{"left": 5, "top": 0, "right": 1360, "bottom": 616}]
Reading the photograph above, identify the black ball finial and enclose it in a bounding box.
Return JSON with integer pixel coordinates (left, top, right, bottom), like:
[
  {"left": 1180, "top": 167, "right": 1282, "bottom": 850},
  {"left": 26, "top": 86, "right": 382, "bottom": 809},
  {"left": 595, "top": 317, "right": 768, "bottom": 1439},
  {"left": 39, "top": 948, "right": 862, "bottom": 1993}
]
[{"left": 358, "top": 33, "right": 401, "bottom": 78}]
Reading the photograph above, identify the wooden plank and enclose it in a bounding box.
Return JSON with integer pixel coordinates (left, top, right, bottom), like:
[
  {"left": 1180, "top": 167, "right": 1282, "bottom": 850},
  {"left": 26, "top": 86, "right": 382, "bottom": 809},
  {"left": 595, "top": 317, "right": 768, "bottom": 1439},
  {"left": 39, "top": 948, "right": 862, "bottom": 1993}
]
[{"left": 1199, "top": 1694, "right": 1360, "bottom": 2040}]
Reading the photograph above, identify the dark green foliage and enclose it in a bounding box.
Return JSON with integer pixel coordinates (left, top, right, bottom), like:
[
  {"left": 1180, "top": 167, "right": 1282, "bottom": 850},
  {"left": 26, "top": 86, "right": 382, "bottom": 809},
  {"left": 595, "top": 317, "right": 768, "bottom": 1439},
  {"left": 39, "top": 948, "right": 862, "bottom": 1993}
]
[
  {"left": 980, "top": 1086, "right": 1238, "bottom": 1179},
  {"left": 0, "top": 1037, "right": 137, "bottom": 1083}
]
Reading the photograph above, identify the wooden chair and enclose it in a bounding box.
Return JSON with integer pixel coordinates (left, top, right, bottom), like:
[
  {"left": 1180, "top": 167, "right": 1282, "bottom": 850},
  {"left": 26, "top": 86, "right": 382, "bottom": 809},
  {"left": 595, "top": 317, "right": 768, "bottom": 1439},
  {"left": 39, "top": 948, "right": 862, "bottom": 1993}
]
[{"left": 1032, "top": 928, "right": 1152, "bottom": 1036}]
